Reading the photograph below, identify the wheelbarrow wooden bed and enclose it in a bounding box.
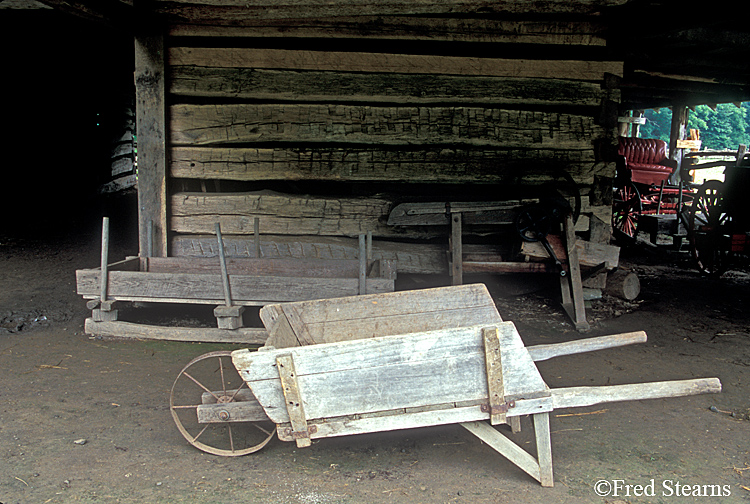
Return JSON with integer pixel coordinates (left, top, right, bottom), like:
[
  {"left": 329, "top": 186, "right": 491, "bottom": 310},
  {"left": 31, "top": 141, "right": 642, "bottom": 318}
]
[{"left": 169, "top": 284, "right": 721, "bottom": 487}]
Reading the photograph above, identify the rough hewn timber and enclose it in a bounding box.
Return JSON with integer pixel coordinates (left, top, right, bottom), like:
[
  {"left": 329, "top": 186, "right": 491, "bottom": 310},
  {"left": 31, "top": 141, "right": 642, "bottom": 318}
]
[
  {"left": 135, "top": 30, "right": 168, "bottom": 256},
  {"left": 170, "top": 104, "right": 602, "bottom": 149},
  {"left": 168, "top": 18, "right": 606, "bottom": 46},
  {"left": 170, "top": 191, "right": 393, "bottom": 237},
  {"left": 169, "top": 66, "right": 609, "bottom": 107},
  {"left": 171, "top": 234, "right": 450, "bottom": 274},
  {"left": 170, "top": 146, "right": 598, "bottom": 184},
  {"left": 169, "top": 47, "right": 623, "bottom": 80},
  {"left": 153, "top": 0, "right": 630, "bottom": 21}
]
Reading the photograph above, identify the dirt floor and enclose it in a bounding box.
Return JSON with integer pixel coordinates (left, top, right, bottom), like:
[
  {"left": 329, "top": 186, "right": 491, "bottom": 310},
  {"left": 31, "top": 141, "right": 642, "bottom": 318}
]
[{"left": 1, "top": 230, "right": 749, "bottom": 504}]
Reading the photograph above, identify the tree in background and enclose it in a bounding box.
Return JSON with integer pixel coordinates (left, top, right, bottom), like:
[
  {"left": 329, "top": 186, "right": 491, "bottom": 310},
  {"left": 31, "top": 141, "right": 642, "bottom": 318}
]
[
  {"left": 639, "top": 103, "right": 750, "bottom": 150},
  {"left": 641, "top": 108, "right": 672, "bottom": 142}
]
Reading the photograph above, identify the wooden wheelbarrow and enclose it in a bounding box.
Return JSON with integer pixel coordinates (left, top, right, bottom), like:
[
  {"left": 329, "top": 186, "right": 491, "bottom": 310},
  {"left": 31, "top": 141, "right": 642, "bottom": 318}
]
[{"left": 169, "top": 285, "right": 721, "bottom": 487}]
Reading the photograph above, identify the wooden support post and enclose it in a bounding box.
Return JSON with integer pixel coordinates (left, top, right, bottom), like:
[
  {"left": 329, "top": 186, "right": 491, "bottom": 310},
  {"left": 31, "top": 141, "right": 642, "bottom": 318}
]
[
  {"left": 534, "top": 413, "right": 554, "bottom": 487},
  {"left": 560, "top": 213, "right": 589, "bottom": 331},
  {"left": 450, "top": 212, "right": 463, "bottom": 285},
  {"left": 135, "top": 27, "right": 168, "bottom": 257},
  {"left": 277, "top": 354, "right": 312, "bottom": 448},
  {"left": 669, "top": 104, "right": 689, "bottom": 183}
]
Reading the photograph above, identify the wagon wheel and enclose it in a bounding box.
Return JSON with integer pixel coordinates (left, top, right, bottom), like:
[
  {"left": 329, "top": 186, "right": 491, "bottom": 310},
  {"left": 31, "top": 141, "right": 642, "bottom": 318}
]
[
  {"left": 612, "top": 183, "right": 642, "bottom": 242},
  {"left": 688, "top": 180, "right": 732, "bottom": 276},
  {"left": 170, "top": 351, "right": 276, "bottom": 456}
]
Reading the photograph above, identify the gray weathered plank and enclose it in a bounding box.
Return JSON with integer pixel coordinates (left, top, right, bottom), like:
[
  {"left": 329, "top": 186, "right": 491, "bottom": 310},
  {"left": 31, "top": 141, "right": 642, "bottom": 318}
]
[
  {"left": 168, "top": 47, "right": 622, "bottom": 80},
  {"left": 260, "top": 284, "right": 502, "bottom": 347},
  {"left": 77, "top": 270, "right": 394, "bottom": 305},
  {"left": 233, "top": 322, "right": 550, "bottom": 424}
]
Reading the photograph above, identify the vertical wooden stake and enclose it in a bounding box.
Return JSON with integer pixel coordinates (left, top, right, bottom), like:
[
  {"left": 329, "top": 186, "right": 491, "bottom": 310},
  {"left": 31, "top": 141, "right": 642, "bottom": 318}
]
[
  {"left": 215, "top": 222, "right": 232, "bottom": 307},
  {"left": 451, "top": 212, "right": 463, "bottom": 285},
  {"left": 100, "top": 217, "right": 110, "bottom": 303},
  {"left": 358, "top": 234, "right": 367, "bottom": 295},
  {"left": 254, "top": 217, "right": 261, "bottom": 258}
]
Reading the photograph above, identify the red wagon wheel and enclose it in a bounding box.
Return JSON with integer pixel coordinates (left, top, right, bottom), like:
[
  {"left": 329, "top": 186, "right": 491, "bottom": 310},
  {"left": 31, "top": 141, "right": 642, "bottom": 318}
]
[
  {"left": 688, "top": 180, "right": 732, "bottom": 276},
  {"left": 170, "top": 351, "right": 276, "bottom": 456},
  {"left": 612, "top": 183, "right": 642, "bottom": 242}
]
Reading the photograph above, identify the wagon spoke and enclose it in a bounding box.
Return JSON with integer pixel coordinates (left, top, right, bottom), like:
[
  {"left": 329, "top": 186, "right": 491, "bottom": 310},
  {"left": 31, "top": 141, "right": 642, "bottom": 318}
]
[{"left": 183, "top": 371, "right": 222, "bottom": 402}]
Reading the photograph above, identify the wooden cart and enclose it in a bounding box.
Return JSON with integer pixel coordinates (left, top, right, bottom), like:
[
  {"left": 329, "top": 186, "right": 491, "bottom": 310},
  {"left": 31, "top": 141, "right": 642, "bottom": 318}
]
[{"left": 169, "top": 284, "right": 721, "bottom": 487}]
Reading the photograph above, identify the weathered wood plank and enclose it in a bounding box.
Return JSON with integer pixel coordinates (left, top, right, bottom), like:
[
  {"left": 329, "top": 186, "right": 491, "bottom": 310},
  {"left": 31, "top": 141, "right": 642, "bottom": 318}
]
[
  {"left": 169, "top": 65, "right": 609, "bottom": 106},
  {"left": 143, "top": 256, "right": 369, "bottom": 278},
  {"left": 171, "top": 234, "right": 449, "bottom": 274},
  {"left": 168, "top": 17, "right": 606, "bottom": 47},
  {"left": 233, "top": 322, "right": 550, "bottom": 424},
  {"left": 83, "top": 318, "right": 267, "bottom": 344},
  {"left": 77, "top": 270, "right": 394, "bottom": 305},
  {"left": 551, "top": 378, "right": 722, "bottom": 410},
  {"left": 170, "top": 191, "right": 393, "bottom": 237},
  {"left": 170, "top": 146, "right": 598, "bottom": 185},
  {"left": 261, "top": 284, "right": 502, "bottom": 347},
  {"left": 154, "top": 0, "right": 630, "bottom": 21},
  {"left": 170, "top": 104, "right": 604, "bottom": 149}
]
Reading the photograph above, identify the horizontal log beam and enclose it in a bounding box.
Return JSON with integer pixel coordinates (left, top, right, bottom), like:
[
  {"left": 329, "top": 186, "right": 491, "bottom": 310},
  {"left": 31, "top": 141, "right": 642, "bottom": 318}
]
[
  {"left": 154, "top": 0, "right": 629, "bottom": 21},
  {"left": 170, "top": 146, "right": 597, "bottom": 185},
  {"left": 169, "top": 17, "right": 606, "bottom": 46},
  {"left": 170, "top": 104, "right": 603, "bottom": 148},
  {"left": 169, "top": 66, "right": 609, "bottom": 107},
  {"left": 169, "top": 47, "right": 622, "bottom": 80}
]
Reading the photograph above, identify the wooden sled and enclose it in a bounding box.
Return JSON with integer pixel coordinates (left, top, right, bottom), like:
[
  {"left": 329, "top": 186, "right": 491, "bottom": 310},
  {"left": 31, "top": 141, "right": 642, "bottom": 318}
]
[{"left": 170, "top": 284, "right": 721, "bottom": 487}]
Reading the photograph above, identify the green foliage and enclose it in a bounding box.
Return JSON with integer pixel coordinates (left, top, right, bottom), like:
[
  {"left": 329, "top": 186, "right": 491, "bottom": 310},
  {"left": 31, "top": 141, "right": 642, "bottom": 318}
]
[{"left": 637, "top": 103, "right": 750, "bottom": 150}]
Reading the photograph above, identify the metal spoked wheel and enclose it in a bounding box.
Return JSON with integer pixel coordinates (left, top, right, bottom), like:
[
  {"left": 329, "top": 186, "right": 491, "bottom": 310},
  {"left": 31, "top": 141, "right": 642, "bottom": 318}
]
[
  {"left": 612, "top": 183, "right": 642, "bottom": 243},
  {"left": 170, "top": 351, "right": 276, "bottom": 456},
  {"left": 688, "top": 180, "right": 732, "bottom": 276}
]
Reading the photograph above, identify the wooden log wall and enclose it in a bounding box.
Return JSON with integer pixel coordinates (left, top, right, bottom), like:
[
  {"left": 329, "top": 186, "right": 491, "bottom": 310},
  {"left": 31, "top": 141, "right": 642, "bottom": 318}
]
[{"left": 159, "top": 1, "right": 624, "bottom": 264}]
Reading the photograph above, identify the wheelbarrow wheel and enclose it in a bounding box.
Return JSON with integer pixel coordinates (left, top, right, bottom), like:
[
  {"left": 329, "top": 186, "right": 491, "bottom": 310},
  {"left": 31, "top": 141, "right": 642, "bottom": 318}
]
[
  {"left": 688, "top": 180, "right": 732, "bottom": 276},
  {"left": 170, "top": 350, "right": 276, "bottom": 456}
]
